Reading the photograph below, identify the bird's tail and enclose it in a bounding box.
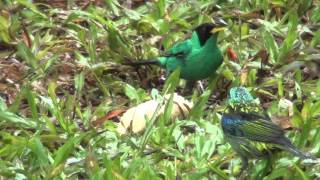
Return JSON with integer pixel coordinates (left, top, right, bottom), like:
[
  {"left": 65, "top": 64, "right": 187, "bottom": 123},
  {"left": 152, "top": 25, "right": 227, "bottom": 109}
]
[
  {"left": 282, "top": 139, "right": 316, "bottom": 160},
  {"left": 123, "top": 60, "right": 159, "bottom": 66}
]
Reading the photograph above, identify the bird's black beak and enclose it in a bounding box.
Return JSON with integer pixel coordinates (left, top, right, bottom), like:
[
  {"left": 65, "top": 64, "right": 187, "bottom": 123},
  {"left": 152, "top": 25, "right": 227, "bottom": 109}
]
[
  {"left": 213, "top": 17, "right": 228, "bottom": 26},
  {"left": 211, "top": 17, "right": 228, "bottom": 33}
]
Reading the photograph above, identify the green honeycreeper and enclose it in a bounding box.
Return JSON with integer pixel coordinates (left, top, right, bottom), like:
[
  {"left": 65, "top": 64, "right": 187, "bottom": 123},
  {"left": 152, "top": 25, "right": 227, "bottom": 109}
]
[
  {"left": 222, "top": 87, "right": 315, "bottom": 176},
  {"left": 125, "top": 21, "right": 227, "bottom": 81}
]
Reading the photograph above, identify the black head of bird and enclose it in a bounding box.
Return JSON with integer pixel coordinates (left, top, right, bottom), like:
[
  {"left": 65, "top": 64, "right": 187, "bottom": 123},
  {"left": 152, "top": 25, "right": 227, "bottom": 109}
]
[{"left": 194, "top": 19, "right": 227, "bottom": 46}]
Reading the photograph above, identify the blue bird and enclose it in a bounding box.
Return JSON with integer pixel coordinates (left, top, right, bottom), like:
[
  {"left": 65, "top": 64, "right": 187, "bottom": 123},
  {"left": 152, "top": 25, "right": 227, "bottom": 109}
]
[{"left": 222, "top": 87, "right": 315, "bottom": 176}]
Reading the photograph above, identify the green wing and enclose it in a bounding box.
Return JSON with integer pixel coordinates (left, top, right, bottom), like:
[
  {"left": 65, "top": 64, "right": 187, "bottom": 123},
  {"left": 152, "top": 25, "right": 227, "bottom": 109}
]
[
  {"left": 164, "top": 40, "right": 192, "bottom": 58},
  {"left": 163, "top": 32, "right": 200, "bottom": 58},
  {"left": 227, "top": 134, "right": 279, "bottom": 158},
  {"left": 239, "top": 118, "right": 284, "bottom": 143},
  {"left": 223, "top": 113, "right": 283, "bottom": 158},
  {"left": 222, "top": 113, "right": 285, "bottom": 143},
  {"left": 223, "top": 112, "right": 313, "bottom": 160}
]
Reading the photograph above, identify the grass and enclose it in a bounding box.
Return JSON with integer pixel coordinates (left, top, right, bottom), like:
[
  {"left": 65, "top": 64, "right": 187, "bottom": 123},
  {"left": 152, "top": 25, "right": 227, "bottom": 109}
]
[{"left": 0, "top": 0, "right": 320, "bottom": 179}]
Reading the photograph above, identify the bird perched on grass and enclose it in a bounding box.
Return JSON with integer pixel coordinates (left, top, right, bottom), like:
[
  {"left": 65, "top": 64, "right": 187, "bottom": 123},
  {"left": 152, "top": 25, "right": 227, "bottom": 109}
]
[
  {"left": 124, "top": 19, "right": 227, "bottom": 90},
  {"left": 221, "top": 87, "right": 315, "bottom": 176}
]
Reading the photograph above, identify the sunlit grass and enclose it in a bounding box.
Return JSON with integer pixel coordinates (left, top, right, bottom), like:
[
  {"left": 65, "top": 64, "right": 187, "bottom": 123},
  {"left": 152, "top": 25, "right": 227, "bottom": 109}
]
[{"left": 0, "top": 0, "right": 319, "bottom": 179}]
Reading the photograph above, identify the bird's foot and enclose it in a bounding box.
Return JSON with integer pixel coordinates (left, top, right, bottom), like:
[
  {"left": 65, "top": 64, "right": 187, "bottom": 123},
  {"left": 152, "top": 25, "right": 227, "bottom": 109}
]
[
  {"left": 182, "top": 80, "right": 196, "bottom": 96},
  {"left": 236, "top": 169, "right": 248, "bottom": 180},
  {"left": 237, "top": 157, "right": 249, "bottom": 180},
  {"left": 197, "top": 81, "right": 204, "bottom": 94}
]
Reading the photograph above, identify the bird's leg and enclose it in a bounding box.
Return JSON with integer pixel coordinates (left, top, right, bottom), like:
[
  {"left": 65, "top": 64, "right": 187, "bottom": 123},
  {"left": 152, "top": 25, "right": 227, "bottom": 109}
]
[
  {"left": 237, "top": 156, "right": 249, "bottom": 179},
  {"left": 183, "top": 80, "right": 204, "bottom": 95},
  {"left": 183, "top": 80, "right": 196, "bottom": 95},
  {"left": 197, "top": 80, "right": 204, "bottom": 94},
  {"left": 165, "top": 70, "right": 171, "bottom": 78}
]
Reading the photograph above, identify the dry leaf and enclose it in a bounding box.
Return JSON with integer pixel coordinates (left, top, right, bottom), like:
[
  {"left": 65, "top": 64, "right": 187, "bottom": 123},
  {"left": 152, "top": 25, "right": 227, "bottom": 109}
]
[
  {"left": 92, "top": 108, "right": 126, "bottom": 127},
  {"left": 22, "top": 25, "right": 32, "bottom": 48},
  {"left": 271, "top": 116, "right": 293, "bottom": 130},
  {"left": 240, "top": 68, "right": 248, "bottom": 86},
  {"left": 226, "top": 47, "right": 238, "bottom": 61},
  {"left": 278, "top": 98, "right": 294, "bottom": 116},
  {"left": 117, "top": 93, "right": 193, "bottom": 135}
]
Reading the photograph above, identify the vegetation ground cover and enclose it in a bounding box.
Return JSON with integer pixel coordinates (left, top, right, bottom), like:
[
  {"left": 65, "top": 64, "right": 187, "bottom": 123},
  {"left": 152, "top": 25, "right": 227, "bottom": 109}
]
[{"left": 0, "top": 0, "right": 320, "bottom": 179}]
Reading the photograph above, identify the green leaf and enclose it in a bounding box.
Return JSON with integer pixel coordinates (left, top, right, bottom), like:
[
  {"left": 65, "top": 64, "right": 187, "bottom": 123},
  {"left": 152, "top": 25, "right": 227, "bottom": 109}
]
[
  {"left": 277, "top": 74, "right": 284, "bottom": 97},
  {"left": 124, "top": 84, "right": 140, "bottom": 103},
  {"left": 189, "top": 90, "right": 211, "bottom": 119},
  {"left": 28, "top": 136, "right": 50, "bottom": 165},
  {"left": 25, "top": 87, "right": 39, "bottom": 121},
  {"left": 316, "top": 80, "right": 320, "bottom": 96},
  {"left": 0, "top": 110, "right": 36, "bottom": 128},
  {"left": 17, "top": 43, "right": 38, "bottom": 70},
  {"left": 0, "top": 97, "right": 7, "bottom": 111},
  {"left": 155, "top": 0, "right": 166, "bottom": 18},
  {"left": 0, "top": 15, "right": 10, "bottom": 43},
  {"left": 124, "top": 8, "right": 141, "bottom": 20},
  {"left": 162, "top": 93, "right": 174, "bottom": 125},
  {"left": 278, "top": 11, "right": 298, "bottom": 62},
  {"left": 48, "top": 82, "right": 69, "bottom": 132},
  {"left": 209, "top": 165, "right": 228, "bottom": 180},
  {"left": 311, "top": 30, "right": 320, "bottom": 48},
  {"left": 75, "top": 72, "right": 85, "bottom": 94},
  {"left": 263, "top": 31, "right": 279, "bottom": 63},
  {"left": 17, "top": 0, "right": 47, "bottom": 17},
  {"left": 294, "top": 164, "right": 310, "bottom": 180},
  {"left": 53, "top": 134, "right": 86, "bottom": 167},
  {"left": 240, "top": 23, "right": 249, "bottom": 36},
  {"left": 104, "top": 0, "right": 121, "bottom": 16},
  {"left": 162, "top": 68, "right": 180, "bottom": 94}
]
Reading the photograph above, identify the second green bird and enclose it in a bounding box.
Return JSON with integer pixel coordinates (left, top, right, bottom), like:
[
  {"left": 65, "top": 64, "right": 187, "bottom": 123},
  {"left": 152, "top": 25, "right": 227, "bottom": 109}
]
[
  {"left": 125, "top": 20, "right": 226, "bottom": 81},
  {"left": 222, "top": 87, "right": 315, "bottom": 176}
]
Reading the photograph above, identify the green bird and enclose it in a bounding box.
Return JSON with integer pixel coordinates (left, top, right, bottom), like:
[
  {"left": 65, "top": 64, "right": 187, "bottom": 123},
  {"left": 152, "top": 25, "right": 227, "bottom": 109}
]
[
  {"left": 125, "top": 20, "right": 227, "bottom": 83},
  {"left": 222, "top": 87, "right": 315, "bottom": 176}
]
